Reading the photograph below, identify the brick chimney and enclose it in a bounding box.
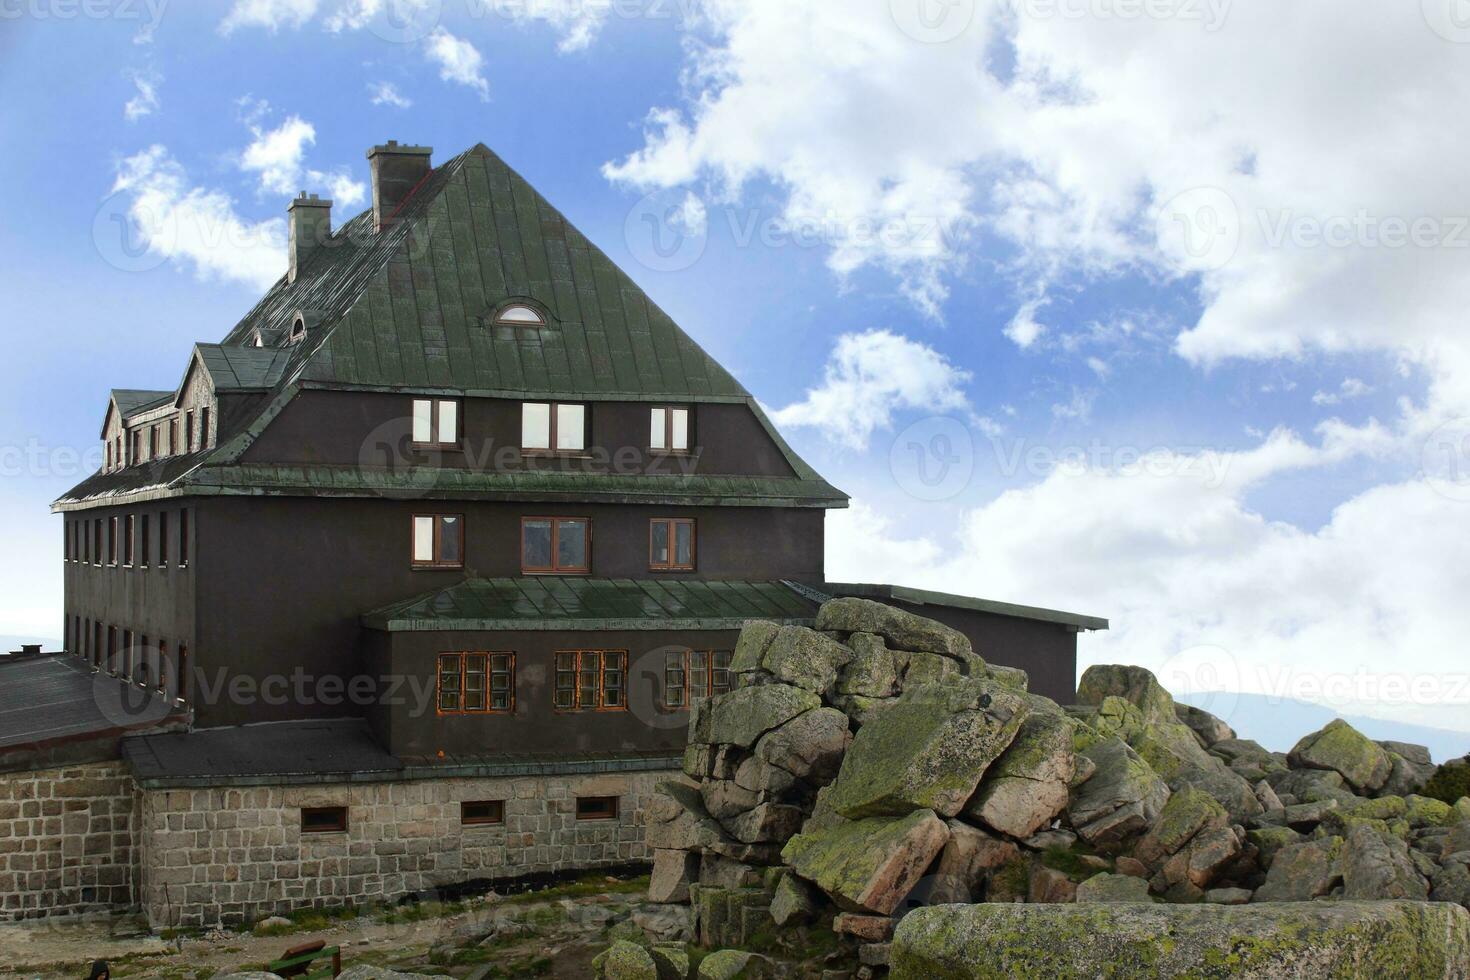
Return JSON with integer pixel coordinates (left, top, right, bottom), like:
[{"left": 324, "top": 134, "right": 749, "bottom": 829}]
[
  {"left": 287, "top": 192, "right": 332, "bottom": 284},
  {"left": 367, "top": 141, "right": 433, "bottom": 232}
]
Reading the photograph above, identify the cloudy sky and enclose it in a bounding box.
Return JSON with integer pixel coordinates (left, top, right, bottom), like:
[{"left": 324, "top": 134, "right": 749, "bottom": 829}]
[{"left": 3, "top": 0, "right": 1470, "bottom": 733}]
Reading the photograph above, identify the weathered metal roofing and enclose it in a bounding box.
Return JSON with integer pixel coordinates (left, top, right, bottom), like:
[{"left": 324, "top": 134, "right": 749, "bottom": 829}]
[
  {"left": 816, "top": 582, "right": 1111, "bottom": 632},
  {"left": 363, "top": 577, "right": 819, "bottom": 632},
  {"left": 123, "top": 719, "right": 401, "bottom": 785},
  {"left": 112, "top": 389, "right": 174, "bottom": 417},
  {"left": 58, "top": 142, "right": 846, "bottom": 512},
  {"left": 192, "top": 343, "right": 293, "bottom": 392},
  {"left": 0, "top": 653, "right": 178, "bottom": 753}
]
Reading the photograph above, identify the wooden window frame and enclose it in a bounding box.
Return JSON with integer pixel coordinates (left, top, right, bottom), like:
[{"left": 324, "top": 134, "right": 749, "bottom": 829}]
[
  {"left": 436, "top": 652, "right": 515, "bottom": 714},
  {"left": 410, "top": 398, "right": 462, "bottom": 449},
  {"left": 663, "top": 650, "right": 733, "bottom": 709},
  {"left": 520, "top": 517, "right": 591, "bottom": 575},
  {"left": 460, "top": 800, "right": 506, "bottom": 826},
  {"left": 411, "top": 514, "right": 466, "bottom": 570},
  {"left": 148, "top": 425, "right": 159, "bottom": 460},
  {"left": 552, "top": 650, "right": 628, "bottom": 712},
  {"left": 649, "top": 406, "right": 692, "bottom": 454},
  {"left": 108, "top": 517, "right": 118, "bottom": 566},
  {"left": 184, "top": 411, "right": 195, "bottom": 452},
  {"left": 123, "top": 515, "right": 135, "bottom": 567},
  {"left": 648, "top": 518, "right": 696, "bottom": 572},
  {"left": 201, "top": 407, "right": 212, "bottom": 449},
  {"left": 300, "top": 806, "right": 349, "bottom": 834},
  {"left": 575, "top": 796, "right": 620, "bottom": 821},
  {"left": 519, "top": 401, "right": 588, "bottom": 455}
]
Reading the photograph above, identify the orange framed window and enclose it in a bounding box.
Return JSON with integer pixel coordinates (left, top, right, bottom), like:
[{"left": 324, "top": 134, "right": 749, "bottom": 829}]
[
  {"left": 664, "top": 650, "right": 733, "bottom": 709},
  {"left": 412, "top": 514, "right": 465, "bottom": 568},
  {"left": 437, "top": 652, "right": 514, "bottom": 713},
  {"left": 411, "top": 398, "right": 461, "bottom": 447},
  {"left": 521, "top": 517, "right": 589, "bottom": 574},
  {"left": 649, "top": 518, "right": 695, "bottom": 571},
  {"left": 649, "top": 406, "right": 691, "bottom": 453},
  {"left": 553, "top": 650, "right": 627, "bottom": 711}
]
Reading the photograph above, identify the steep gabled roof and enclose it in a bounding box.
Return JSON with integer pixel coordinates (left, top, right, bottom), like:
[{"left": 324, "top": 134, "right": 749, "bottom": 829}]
[
  {"left": 100, "top": 389, "right": 173, "bottom": 438},
  {"left": 56, "top": 143, "right": 846, "bottom": 511}
]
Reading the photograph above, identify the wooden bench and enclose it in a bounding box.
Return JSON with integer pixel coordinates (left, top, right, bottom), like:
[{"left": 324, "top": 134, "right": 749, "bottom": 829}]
[{"left": 266, "top": 939, "right": 342, "bottom": 978}]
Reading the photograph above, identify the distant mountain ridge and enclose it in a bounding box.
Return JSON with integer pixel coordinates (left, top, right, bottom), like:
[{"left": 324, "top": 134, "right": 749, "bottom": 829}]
[{"left": 1177, "top": 691, "right": 1470, "bottom": 764}]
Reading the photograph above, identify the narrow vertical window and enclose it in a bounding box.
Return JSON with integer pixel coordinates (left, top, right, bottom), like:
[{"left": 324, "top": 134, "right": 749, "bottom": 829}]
[
  {"left": 140, "top": 515, "right": 150, "bottom": 568},
  {"left": 176, "top": 643, "right": 188, "bottom": 702},
  {"left": 179, "top": 509, "right": 189, "bottom": 566},
  {"left": 201, "top": 407, "right": 212, "bottom": 448},
  {"left": 123, "top": 515, "right": 135, "bottom": 566},
  {"left": 650, "top": 407, "right": 691, "bottom": 452},
  {"left": 649, "top": 519, "right": 695, "bottom": 571},
  {"left": 184, "top": 411, "right": 195, "bottom": 451},
  {"left": 159, "top": 511, "right": 169, "bottom": 566},
  {"left": 411, "top": 398, "right": 460, "bottom": 446},
  {"left": 157, "top": 640, "right": 168, "bottom": 693},
  {"left": 93, "top": 520, "right": 101, "bottom": 565},
  {"left": 149, "top": 426, "right": 159, "bottom": 459},
  {"left": 108, "top": 517, "right": 118, "bottom": 565},
  {"left": 412, "top": 515, "right": 464, "bottom": 568},
  {"left": 555, "top": 403, "right": 585, "bottom": 452}
]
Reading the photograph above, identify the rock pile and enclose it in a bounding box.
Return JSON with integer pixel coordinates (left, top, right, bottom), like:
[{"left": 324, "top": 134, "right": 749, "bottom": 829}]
[{"left": 622, "top": 598, "right": 1470, "bottom": 978}]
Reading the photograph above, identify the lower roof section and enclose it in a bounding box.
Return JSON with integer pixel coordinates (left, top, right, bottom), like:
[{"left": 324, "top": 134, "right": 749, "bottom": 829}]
[
  {"left": 0, "top": 652, "right": 179, "bottom": 755},
  {"left": 362, "top": 577, "right": 820, "bottom": 632},
  {"left": 122, "top": 718, "right": 681, "bottom": 788},
  {"left": 817, "top": 581, "right": 1110, "bottom": 632}
]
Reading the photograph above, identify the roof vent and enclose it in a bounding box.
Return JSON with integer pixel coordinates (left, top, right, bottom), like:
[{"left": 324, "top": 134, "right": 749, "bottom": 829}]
[
  {"left": 287, "top": 192, "right": 332, "bottom": 284},
  {"left": 367, "top": 141, "right": 433, "bottom": 232}
]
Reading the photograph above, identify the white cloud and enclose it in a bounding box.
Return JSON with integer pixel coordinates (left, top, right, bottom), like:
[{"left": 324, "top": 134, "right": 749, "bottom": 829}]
[
  {"left": 1086, "top": 356, "right": 1110, "bottom": 379},
  {"left": 1312, "top": 377, "right": 1374, "bottom": 407},
  {"left": 424, "top": 27, "right": 489, "bottom": 100},
  {"left": 219, "top": 0, "right": 319, "bottom": 34},
  {"left": 368, "top": 81, "right": 413, "bottom": 109},
  {"left": 827, "top": 421, "right": 1470, "bottom": 730},
  {"left": 123, "top": 68, "right": 161, "bottom": 122},
  {"left": 602, "top": 1, "right": 1470, "bottom": 413},
  {"left": 770, "top": 329, "right": 971, "bottom": 450},
  {"left": 1050, "top": 388, "right": 1096, "bottom": 423},
  {"left": 238, "top": 111, "right": 367, "bottom": 207},
  {"left": 1004, "top": 298, "right": 1047, "bottom": 349},
  {"left": 110, "top": 145, "right": 286, "bottom": 290}
]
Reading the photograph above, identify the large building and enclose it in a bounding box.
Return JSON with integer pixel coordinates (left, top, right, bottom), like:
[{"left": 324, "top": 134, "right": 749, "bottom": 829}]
[{"left": 4, "top": 141, "right": 1105, "bottom": 926}]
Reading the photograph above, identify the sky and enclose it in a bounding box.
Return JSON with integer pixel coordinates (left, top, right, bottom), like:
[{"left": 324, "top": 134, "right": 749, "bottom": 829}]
[{"left": 3, "top": 0, "right": 1470, "bottom": 735}]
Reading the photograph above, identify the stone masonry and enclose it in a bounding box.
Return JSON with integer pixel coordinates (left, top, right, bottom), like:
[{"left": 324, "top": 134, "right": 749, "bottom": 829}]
[
  {"left": 137, "top": 769, "right": 672, "bottom": 928},
  {"left": 0, "top": 761, "right": 138, "bottom": 920}
]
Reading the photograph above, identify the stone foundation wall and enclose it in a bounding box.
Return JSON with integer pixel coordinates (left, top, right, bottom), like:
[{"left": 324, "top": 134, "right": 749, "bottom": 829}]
[
  {"left": 138, "top": 770, "right": 673, "bottom": 928},
  {"left": 0, "top": 761, "right": 138, "bottom": 920}
]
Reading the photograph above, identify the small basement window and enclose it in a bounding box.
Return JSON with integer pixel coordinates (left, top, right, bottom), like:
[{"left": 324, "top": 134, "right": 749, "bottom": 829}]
[
  {"left": 576, "top": 796, "right": 619, "bottom": 821},
  {"left": 301, "top": 806, "right": 349, "bottom": 834},
  {"left": 461, "top": 800, "right": 505, "bottom": 826}
]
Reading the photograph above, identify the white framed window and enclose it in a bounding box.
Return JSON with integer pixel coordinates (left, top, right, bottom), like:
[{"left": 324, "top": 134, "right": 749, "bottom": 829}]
[
  {"left": 650, "top": 407, "right": 690, "bottom": 453},
  {"left": 495, "top": 304, "right": 546, "bottom": 326},
  {"left": 522, "top": 402, "right": 585, "bottom": 453},
  {"left": 412, "top": 398, "right": 460, "bottom": 446}
]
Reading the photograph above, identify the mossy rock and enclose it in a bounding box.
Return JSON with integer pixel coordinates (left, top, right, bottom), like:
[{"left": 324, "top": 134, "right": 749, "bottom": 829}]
[
  {"left": 1076, "top": 664, "right": 1177, "bottom": 723},
  {"left": 1288, "top": 719, "right": 1393, "bottom": 794},
  {"left": 1405, "top": 794, "right": 1456, "bottom": 828},
  {"left": 889, "top": 901, "right": 1470, "bottom": 979},
  {"left": 696, "top": 949, "right": 773, "bottom": 979},
  {"left": 593, "top": 940, "right": 660, "bottom": 979}
]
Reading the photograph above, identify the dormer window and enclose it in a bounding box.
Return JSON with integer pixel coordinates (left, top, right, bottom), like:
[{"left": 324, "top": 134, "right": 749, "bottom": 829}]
[
  {"left": 288, "top": 317, "right": 308, "bottom": 345},
  {"left": 494, "top": 303, "right": 546, "bottom": 326}
]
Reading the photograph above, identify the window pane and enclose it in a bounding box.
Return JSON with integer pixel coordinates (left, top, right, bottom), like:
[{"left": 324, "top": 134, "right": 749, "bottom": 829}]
[
  {"left": 556, "top": 404, "right": 585, "bottom": 451},
  {"left": 671, "top": 409, "right": 689, "bottom": 451},
  {"left": 413, "top": 516, "right": 435, "bottom": 563},
  {"left": 558, "top": 519, "right": 587, "bottom": 569},
  {"left": 523, "top": 520, "right": 552, "bottom": 569},
  {"left": 412, "top": 400, "right": 433, "bottom": 443},
  {"left": 522, "top": 402, "right": 551, "bottom": 449},
  {"left": 498, "top": 304, "right": 543, "bottom": 324},
  {"left": 438, "top": 655, "right": 461, "bottom": 711},
  {"left": 464, "top": 654, "right": 487, "bottom": 711},
  {"left": 675, "top": 522, "right": 693, "bottom": 566},
  {"left": 603, "top": 652, "right": 625, "bottom": 707},
  {"left": 579, "top": 652, "right": 599, "bottom": 707},
  {"left": 554, "top": 652, "right": 577, "bottom": 709},
  {"left": 438, "top": 517, "right": 462, "bottom": 565},
  {"left": 664, "top": 652, "right": 686, "bottom": 708},
  {"left": 651, "top": 520, "right": 669, "bottom": 565},
  {"left": 650, "top": 408, "right": 666, "bottom": 449},
  {"left": 438, "top": 401, "right": 458, "bottom": 443}
]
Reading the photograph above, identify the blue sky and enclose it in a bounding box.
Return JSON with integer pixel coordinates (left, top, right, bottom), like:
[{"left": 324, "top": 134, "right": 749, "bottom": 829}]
[{"left": 4, "top": 0, "right": 1470, "bottom": 736}]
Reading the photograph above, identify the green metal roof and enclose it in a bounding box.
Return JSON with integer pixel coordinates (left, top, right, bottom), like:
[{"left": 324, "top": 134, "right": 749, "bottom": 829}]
[
  {"left": 817, "top": 582, "right": 1110, "bottom": 632},
  {"left": 363, "top": 577, "right": 819, "bottom": 632},
  {"left": 58, "top": 142, "right": 845, "bottom": 512},
  {"left": 191, "top": 344, "right": 293, "bottom": 393}
]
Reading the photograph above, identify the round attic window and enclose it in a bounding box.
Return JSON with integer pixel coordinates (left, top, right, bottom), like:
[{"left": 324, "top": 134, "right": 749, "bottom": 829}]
[{"left": 494, "top": 303, "right": 546, "bottom": 326}]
